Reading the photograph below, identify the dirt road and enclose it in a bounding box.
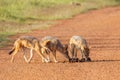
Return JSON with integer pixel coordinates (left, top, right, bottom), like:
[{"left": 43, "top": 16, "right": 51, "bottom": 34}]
[{"left": 1, "top": 6, "right": 120, "bottom": 80}]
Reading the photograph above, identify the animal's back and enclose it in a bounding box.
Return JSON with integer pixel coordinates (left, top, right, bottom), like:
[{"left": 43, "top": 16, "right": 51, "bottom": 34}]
[
  {"left": 9, "top": 36, "right": 39, "bottom": 55},
  {"left": 41, "top": 36, "right": 57, "bottom": 42},
  {"left": 40, "top": 36, "right": 63, "bottom": 50},
  {"left": 20, "top": 36, "right": 38, "bottom": 42},
  {"left": 41, "top": 36, "right": 58, "bottom": 45},
  {"left": 16, "top": 36, "right": 39, "bottom": 49},
  {"left": 70, "top": 36, "right": 87, "bottom": 48}
]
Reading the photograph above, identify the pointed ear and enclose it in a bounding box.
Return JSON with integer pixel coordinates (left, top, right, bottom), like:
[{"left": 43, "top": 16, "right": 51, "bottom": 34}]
[
  {"left": 42, "top": 40, "right": 51, "bottom": 46},
  {"left": 63, "top": 44, "right": 68, "bottom": 50}
]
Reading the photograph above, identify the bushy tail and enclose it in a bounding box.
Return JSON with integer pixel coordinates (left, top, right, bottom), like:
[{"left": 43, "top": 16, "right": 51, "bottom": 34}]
[{"left": 8, "top": 47, "right": 15, "bottom": 55}]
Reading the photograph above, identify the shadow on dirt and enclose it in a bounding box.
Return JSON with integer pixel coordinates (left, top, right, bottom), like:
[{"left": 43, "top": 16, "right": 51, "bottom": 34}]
[
  {"left": 65, "top": 59, "right": 120, "bottom": 63},
  {"left": 90, "top": 59, "right": 120, "bottom": 63}
]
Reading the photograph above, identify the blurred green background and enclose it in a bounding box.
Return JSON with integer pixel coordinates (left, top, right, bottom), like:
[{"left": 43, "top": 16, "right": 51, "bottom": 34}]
[{"left": 0, "top": 0, "right": 120, "bottom": 47}]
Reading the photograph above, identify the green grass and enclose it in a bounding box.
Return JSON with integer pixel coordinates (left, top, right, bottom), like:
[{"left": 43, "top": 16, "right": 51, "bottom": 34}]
[
  {"left": 0, "top": 0, "right": 120, "bottom": 47},
  {"left": 0, "top": 0, "right": 120, "bottom": 22},
  {"left": 0, "top": 21, "right": 54, "bottom": 47}
]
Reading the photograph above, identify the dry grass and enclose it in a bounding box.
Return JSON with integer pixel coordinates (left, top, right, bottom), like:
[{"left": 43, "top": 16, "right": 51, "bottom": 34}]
[{"left": 0, "top": 0, "right": 120, "bottom": 47}]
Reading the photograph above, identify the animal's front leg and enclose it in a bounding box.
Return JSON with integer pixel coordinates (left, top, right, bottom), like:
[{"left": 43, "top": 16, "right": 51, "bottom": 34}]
[
  {"left": 84, "top": 48, "right": 91, "bottom": 62},
  {"left": 35, "top": 49, "right": 49, "bottom": 63},
  {"left": 45, "top": 48, "right": 51, "bottom": 63},
  {"left": 52, "top": 51, "right": 58, "bottom": 63},
  {"left": 70, "top": 46, "right": 78, "bottom": 62},
  {"left": 80, "top": 49, "right": 86, "bottom": 62},
  {"left": 74, "top": 48, "right": 79, "bottom": 62},
  {"left": 11, "top": 48, "right": 19, "bottom": 63},
  {"left": 41, "top": 48, "right": 51, "bottom": 63},
  {"left": 46, "top": 53, "right": 51, "bottom": 62},
  {"left": 69, "top": 45, "right": 74, "bottom": 62},
  {"left": 70, "top": 44, "right": 75, "bottom": 59},
  {"left": 42, "top": 50, "right": 51, "bottom": 63}
]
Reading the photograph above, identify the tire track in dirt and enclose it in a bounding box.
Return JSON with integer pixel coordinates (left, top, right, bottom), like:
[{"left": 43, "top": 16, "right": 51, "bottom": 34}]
[
  {"left": 88, "top": 37, "right": 120, "bottom": 50},
  {"left": 1, "top": 6, "right": 120, "bottom": 80}
]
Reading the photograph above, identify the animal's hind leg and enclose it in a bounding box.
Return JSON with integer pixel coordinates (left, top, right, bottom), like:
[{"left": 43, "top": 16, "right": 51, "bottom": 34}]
[
  {"left": 35, "top": 49, "right": 48, "bottom": 63},
  {"left": 11, "top": 48, "right": 19, "bottom": 63},
  {"left": 23, "top": 48, "right": 33, "bottom": 63}
]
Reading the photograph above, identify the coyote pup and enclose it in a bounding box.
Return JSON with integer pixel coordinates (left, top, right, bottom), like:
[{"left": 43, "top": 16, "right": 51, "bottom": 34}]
[
  {"left": 69, "top": 36, "right": 91, "bottom": 62},
  {"left": 8, "top": 36, "right": 48, "bottom": 63},
  {"left": 40, "top": 36, "right": 71, "bottom": 63}
]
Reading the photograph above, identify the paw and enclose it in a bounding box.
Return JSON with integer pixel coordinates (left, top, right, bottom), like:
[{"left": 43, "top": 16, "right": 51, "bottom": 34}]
[
  {"left": 55, "top": 61, "right": 58, "bottom": 63},
  {"left": 42, "top": 58, "right": 49, "bottom": 63},
  {"left": 47, "top": 59, "right": 51, "bottom": 63},
  {"left": 86, "top": 57, "right": 91, "bottom": 62},
  {"left": 79, "top": 58, "right": 85, "bottom": 62},
  {"left": 69, "top": 58, "right": 79, "bottom": 62}
]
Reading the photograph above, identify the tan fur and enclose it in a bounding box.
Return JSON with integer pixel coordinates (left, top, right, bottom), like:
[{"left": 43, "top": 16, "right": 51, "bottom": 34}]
[
  {"left": 40, "top": 36, "right": 70, "bottom": 63},
  {"left": 69, "top": 36, "right": 90, "bottom": 61},
  {"left": 8, "top": 36, "right": 48, "bottom": 63}
]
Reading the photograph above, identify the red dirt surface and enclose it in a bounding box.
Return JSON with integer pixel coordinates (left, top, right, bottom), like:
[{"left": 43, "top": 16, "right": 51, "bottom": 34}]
[{"left": 1, "top": 6, "right": 120, "bottom": 80}]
